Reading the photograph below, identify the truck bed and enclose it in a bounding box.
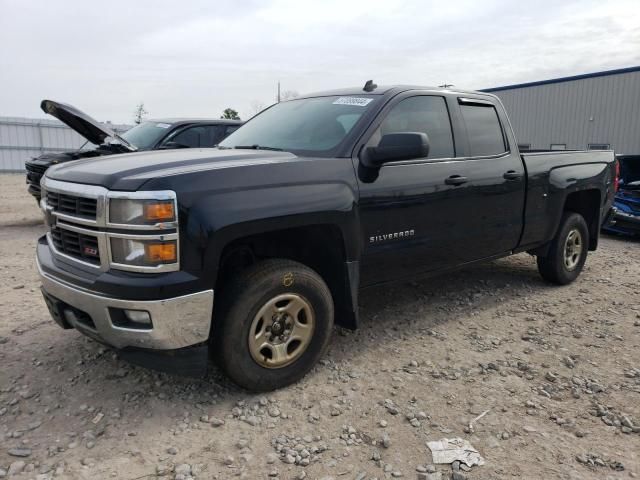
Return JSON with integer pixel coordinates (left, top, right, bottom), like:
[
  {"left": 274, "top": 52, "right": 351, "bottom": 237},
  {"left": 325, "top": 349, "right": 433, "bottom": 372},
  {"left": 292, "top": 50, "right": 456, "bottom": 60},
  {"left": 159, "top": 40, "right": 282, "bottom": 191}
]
[{"left": 518, "top": 149, "right": 616, "bottom": 251}]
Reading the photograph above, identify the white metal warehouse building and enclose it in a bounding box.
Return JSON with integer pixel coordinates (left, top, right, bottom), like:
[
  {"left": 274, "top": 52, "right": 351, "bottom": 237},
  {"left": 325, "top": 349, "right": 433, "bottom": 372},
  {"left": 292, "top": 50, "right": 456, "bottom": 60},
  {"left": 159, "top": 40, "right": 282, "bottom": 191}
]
[{"left": 483, "top": 66, "right": 640, "bottom": 155}]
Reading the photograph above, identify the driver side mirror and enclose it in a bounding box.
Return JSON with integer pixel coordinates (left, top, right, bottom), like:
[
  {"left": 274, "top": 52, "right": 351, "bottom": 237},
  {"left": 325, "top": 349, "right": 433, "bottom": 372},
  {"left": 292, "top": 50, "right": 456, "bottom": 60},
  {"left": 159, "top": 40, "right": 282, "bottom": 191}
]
[
  {"left": 360, "top": 132, "right": 430, "bottom": 169},
  {"left": 360, "top": 132, "right": 429, "bottom": 168}
]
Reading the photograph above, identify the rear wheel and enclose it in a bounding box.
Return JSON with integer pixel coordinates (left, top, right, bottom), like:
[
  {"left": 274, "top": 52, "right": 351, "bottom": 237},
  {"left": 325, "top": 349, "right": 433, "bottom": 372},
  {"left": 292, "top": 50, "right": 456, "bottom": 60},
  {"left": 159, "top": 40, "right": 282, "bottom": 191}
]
[
  {"left": 213, "top": 259, "right": 334, "bottom": 391},
  {"left": 537, "top": 212, "right": 589, "bottom": 285}
]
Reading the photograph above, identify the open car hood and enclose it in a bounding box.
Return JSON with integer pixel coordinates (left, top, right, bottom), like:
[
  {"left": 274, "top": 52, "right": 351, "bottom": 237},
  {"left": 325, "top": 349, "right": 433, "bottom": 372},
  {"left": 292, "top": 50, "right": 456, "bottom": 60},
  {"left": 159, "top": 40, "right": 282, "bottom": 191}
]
[{"left": 40, "top": 99, "right": 136, "bottom": 151}]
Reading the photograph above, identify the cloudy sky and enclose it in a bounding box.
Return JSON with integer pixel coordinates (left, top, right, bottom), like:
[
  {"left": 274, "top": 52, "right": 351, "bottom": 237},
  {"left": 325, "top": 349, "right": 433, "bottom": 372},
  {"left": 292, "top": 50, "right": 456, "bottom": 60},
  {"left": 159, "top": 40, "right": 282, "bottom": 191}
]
[{"left": 1, "top": 0, "right": 639, "bottom": 123}]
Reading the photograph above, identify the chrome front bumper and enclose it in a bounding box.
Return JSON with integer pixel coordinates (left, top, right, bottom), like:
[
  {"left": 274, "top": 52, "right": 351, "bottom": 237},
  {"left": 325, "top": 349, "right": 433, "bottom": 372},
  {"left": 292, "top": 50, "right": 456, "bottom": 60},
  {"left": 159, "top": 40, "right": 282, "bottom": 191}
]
[{"left": 37, "top": 259, "right": 213, "bottom": 350}]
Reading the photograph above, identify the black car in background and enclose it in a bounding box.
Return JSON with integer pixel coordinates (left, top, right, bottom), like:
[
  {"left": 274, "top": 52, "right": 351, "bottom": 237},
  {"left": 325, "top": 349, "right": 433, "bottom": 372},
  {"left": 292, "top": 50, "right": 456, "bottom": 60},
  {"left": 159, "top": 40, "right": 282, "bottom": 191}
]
[{"left": 25, "top": 100, "right": 242, "bottom": 201}]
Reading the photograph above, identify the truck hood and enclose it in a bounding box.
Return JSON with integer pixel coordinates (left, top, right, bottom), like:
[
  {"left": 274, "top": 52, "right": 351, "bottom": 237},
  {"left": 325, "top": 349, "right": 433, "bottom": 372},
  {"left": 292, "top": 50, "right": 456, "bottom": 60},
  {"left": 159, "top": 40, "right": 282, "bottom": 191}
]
[
  {"left": 45, "top": 148, "right": 299, "bottom": 191},
  {"left": 41, "top": 99, "right": 136, "bottom": 151}
]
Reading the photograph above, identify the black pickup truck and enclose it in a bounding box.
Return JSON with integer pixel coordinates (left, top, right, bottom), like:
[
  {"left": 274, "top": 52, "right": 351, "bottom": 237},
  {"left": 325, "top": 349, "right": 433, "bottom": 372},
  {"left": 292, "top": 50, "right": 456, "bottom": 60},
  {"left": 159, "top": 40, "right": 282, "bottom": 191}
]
[
  {"left": 25, "top": 100, "right": 242, "bottom": 202},
  {"left": 36, "top": 84, "right": 617, "bottom": 391}
]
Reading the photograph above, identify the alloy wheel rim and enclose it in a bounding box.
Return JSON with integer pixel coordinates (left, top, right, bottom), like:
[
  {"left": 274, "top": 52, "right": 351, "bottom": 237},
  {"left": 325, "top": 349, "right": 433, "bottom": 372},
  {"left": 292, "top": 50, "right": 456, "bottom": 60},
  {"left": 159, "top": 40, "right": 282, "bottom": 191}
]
[
  {"left": 248, "top": 293, "right": 315, "bottom": 369},
  {"left": 564, "top": 228, "right": 583, "bottom": 271}
]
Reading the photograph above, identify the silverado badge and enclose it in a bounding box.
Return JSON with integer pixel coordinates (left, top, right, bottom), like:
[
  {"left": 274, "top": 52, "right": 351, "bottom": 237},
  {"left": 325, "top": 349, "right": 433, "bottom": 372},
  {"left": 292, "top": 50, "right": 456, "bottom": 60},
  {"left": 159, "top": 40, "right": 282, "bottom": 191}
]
[{"left": 369, "top": 230, "right": 415, "bottom": 244}]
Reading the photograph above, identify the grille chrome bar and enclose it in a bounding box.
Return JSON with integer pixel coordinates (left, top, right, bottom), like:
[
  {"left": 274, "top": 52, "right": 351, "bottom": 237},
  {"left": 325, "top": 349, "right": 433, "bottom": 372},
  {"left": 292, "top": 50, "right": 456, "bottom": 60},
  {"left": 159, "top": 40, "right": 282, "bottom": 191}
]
[
  {"left": 41, "top": 177, "right": 108, "bottom": 227},
  {"left": 47, "top": 191, "right": 98, "bottom": 218}
]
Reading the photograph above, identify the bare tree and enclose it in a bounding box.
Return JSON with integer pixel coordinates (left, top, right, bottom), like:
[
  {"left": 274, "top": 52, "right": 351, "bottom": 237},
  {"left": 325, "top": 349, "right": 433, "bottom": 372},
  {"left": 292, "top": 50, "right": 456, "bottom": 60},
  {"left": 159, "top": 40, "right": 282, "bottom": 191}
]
[
  {"left": 133, "top": 102, "right": 148, "bottom": 124},
  {"left": 249, "top": 100, "right": 267, "bottom": 116},
  {"left": 280, "top": 90, "right": 299, "bottom": 101}
]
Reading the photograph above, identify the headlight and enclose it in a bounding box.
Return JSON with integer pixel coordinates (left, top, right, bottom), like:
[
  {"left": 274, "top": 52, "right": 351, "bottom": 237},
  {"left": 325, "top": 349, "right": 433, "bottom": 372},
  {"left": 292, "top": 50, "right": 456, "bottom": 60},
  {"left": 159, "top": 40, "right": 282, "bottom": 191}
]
[
  {"left": 110, "top": 238, "right": 178, "bottom": 268},
  {"left": 106, "top": 191, "right": 179, "bottom": 272},
  {"left": 109, "top": 198, "right": 176, "bottom": 225}
]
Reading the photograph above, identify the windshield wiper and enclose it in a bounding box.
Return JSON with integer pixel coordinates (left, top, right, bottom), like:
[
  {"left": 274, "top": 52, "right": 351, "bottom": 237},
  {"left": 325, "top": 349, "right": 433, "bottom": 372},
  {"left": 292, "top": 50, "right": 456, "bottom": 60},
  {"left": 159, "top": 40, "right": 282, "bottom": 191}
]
[{"left": 234, "top": 144, "right": 283, "bottom": 151}]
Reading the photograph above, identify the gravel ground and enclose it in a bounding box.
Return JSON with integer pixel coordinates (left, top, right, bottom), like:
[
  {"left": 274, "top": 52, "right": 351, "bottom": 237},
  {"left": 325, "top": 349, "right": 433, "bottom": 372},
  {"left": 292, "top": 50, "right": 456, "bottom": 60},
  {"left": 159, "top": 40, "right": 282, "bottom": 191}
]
[{"left": 1, "top": 173, "right": 639, "bottom": 480}]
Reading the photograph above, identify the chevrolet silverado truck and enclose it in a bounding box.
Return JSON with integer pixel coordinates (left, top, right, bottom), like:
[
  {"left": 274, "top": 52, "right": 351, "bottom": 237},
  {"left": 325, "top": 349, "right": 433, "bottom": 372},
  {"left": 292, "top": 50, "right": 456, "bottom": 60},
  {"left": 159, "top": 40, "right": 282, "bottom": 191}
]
[
  {"left": 25, "top": 100, "right": 242, "bottom": 202},
  {"left": 36, "top": 83, "right": 618, "bottom": 391}
]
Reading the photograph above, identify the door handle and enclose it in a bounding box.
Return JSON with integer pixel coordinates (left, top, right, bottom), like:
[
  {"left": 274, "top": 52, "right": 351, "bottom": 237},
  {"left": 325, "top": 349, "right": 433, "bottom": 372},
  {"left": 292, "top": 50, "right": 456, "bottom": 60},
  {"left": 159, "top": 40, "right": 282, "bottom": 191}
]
[
  {"left": 503, "top": 170, "right": 523, "bottom": 180},
  {"left": 445, "top": 175, "right": 468, "bottom": 186}
]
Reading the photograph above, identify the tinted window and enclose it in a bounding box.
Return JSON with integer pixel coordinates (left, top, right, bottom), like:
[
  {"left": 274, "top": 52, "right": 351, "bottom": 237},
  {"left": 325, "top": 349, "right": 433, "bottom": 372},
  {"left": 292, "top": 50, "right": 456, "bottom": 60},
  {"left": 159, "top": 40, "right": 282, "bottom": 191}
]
[
  {"left": 225, "top": 125, "right": 240, "bottom": 136},
  {"left": 368, "top": 96, "right": 454, "bottom": 159},
  {"left": 206, "top": 125, "right": 227, "bottom": 146},
  {"left": 460, "top": 104, "right": 506, "bottom": 156},
  {"left": 170, "top": 126, "right": 208, "bottom": 148}
]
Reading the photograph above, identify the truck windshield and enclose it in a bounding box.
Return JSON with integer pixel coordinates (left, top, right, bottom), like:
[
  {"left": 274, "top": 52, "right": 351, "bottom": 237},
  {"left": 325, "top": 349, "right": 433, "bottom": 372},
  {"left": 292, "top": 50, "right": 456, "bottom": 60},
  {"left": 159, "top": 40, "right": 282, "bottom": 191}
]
[
  {"left": 120, "top": 122, "right": 173, "bottom": 149},
  {"left": 219, "top": 95, "right": 378, "bottom": 155}
]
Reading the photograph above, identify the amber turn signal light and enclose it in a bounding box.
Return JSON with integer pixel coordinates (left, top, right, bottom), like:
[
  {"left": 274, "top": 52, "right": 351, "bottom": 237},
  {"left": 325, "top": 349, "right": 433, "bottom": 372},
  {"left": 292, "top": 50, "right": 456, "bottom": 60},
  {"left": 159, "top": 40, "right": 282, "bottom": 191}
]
[
  {"left": 144, "top": 242, "right": 177, "bottom": 263},
  {"left": 143, "top": 202, "right": 175, "bottom": 222}
]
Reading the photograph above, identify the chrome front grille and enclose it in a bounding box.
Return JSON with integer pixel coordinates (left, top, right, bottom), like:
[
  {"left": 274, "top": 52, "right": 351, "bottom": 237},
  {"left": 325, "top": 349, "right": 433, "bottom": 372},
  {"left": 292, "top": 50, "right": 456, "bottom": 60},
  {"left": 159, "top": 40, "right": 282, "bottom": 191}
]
[
  {"left": 47, "top": 191, "right": 98, "bottom": 219},
  {"left": 26, "top": 163, "right": 47, "bottom": 175},
  {"left": 50, "top": 226, "right": 101, "bottom": 265},
  {"left": 25, "top": 164, "right": 47, "bottom": 190}
]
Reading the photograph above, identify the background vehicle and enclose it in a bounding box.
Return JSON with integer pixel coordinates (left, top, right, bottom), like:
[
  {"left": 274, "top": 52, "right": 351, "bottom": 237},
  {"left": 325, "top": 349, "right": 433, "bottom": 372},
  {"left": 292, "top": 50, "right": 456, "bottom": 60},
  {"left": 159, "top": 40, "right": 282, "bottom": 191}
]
[
  {"left": 35, "top": 84, "right": 617, "bottom": 391},
  {"left": 603, "top": 155, "right": 640, "bottom": 235},
  {"left": 25, "top": 100, "right": 242, "bottom": 201}
]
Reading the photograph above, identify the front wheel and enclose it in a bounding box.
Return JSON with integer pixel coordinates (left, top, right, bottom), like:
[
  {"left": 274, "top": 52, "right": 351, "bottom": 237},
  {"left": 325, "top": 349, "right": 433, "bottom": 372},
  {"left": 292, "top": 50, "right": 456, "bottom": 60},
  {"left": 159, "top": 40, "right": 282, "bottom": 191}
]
[
  {"left": 213, "top": 259, "right": 334, "bottom": 391},
  {"left": 537, "top": 212, "right": 589, "bottom": 285}
]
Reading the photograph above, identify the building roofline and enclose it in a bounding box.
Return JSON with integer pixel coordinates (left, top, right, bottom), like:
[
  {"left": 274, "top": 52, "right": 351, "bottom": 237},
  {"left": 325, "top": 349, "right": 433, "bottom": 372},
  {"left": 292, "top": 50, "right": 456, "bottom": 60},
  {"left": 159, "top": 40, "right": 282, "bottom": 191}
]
[{"left": 481, "top": 65, "right": 640, "bottom": 93}]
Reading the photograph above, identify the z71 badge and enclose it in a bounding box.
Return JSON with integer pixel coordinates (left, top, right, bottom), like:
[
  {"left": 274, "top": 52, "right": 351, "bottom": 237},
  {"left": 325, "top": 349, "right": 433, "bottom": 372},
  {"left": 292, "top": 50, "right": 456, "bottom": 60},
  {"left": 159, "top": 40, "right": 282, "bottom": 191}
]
[{"left": 369, "top": 229, "right": 415, "bottom": 244}]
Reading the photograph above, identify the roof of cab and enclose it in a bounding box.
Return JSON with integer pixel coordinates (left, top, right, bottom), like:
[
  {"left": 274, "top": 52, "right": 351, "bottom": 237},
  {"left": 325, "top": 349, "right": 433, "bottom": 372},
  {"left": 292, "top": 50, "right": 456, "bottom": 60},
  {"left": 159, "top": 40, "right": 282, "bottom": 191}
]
[{"left": 297, "top": 85, "right": 495, "bottom": 99}]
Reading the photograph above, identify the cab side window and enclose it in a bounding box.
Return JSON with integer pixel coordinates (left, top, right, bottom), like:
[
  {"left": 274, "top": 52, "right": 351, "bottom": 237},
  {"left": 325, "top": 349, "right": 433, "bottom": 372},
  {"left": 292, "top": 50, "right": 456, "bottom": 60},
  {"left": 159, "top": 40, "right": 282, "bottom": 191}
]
[
  {"left": 207, "top": 126, "right": 227, "bottom": 146},
  {"left": 459, "top": 104, "right": 507, "bottom": 157},
  {"left": 368, "top": 96, "right": 454, "bottom": 159},
  {"left": 225, "top": 125, "right": 240, "bottom": 136},
  {"left": 170, "top": 126, "right": 207, "bottom": 148}
]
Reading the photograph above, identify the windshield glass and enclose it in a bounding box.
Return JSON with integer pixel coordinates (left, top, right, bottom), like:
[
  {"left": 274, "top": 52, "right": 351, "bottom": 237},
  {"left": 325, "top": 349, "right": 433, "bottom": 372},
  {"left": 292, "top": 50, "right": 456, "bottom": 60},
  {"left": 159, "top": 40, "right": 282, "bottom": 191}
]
[
  {"left": 219, "top": 95, "right": 378, "bottom": 155},
  {"left": 120, "top": 121, "right": 172, "bottom": 149}
]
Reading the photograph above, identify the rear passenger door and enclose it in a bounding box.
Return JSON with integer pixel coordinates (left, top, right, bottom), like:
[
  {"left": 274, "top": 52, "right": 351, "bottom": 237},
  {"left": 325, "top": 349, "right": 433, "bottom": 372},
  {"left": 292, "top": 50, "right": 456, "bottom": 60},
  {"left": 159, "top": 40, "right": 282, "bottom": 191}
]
[{"left": 453, "top": 97, "right": 525, "bottom": 261}]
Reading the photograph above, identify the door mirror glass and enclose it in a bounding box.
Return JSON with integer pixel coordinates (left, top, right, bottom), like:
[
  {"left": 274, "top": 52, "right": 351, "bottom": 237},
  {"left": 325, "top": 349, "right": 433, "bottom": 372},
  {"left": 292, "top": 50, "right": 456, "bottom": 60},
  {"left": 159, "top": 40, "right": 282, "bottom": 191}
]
[{"left": 361, "top": 132, "right": 430, "bottom": 168}]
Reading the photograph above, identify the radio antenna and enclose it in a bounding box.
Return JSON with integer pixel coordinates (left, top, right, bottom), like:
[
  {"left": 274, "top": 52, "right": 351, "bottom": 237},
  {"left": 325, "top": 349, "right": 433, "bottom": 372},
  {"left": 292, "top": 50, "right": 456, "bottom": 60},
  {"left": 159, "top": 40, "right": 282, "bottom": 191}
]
[{"left": 363, "top": 80, "right": 377, "bottom": 92}]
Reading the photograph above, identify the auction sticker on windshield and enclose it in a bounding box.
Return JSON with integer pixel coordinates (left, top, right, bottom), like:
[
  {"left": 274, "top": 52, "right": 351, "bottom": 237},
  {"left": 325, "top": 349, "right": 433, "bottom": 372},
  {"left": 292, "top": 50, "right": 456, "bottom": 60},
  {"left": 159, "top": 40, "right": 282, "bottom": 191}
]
[{"left": 332, "top": 97, "right": 373, "bottom": 107}]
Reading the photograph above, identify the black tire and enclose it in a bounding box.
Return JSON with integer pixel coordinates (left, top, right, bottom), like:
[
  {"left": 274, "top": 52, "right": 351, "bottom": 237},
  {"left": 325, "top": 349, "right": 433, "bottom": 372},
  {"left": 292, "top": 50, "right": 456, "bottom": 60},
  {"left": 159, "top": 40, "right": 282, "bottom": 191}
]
[
  {"left": 537, "top": 212, "right": 589, "bottom": 285},
  {"left": 213, "top": 259, "right": 334, "bottom": 391}
]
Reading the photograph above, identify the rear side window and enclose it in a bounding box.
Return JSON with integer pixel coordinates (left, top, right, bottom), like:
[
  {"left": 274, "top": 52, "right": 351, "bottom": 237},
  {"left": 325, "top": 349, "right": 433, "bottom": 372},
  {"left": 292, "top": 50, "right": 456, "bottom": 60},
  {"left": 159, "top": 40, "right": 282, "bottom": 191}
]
[
  {"left": 459, "top": 103, "right": 507, "bottom": 156},
  {"left": 170, "top": 126, "right": 207, "bottom": 147},
  {"left": 225, "top": 125, "right": 240, "bottom": 136},
  {"left": 369, "top": 96, "right": 455, "bottom": 159},
  {"left": 207, "top": 125, "right": 227, "bottom": 146}
]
